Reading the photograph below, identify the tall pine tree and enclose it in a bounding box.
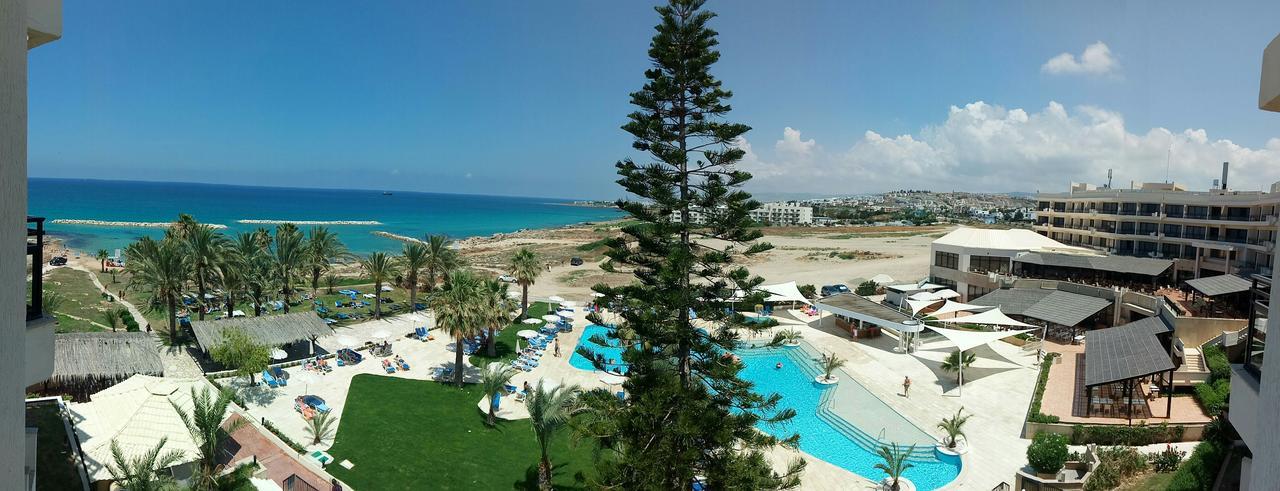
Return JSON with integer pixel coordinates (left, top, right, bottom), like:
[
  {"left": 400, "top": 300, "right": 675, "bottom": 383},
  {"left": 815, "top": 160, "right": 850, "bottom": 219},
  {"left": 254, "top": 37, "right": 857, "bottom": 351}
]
[{"left": 583, "top": 0, "right": 805, "bottom": 488}]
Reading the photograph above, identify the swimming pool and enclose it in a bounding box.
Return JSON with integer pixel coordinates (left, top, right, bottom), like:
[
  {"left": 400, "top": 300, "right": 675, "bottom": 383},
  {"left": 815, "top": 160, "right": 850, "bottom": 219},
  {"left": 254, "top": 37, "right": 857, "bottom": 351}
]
[
  {"left": 735, "top": 342, "right": 961, "bottom": 490},
  {"left": 569, "top": 324, "right": 629, "bottom": 373}
]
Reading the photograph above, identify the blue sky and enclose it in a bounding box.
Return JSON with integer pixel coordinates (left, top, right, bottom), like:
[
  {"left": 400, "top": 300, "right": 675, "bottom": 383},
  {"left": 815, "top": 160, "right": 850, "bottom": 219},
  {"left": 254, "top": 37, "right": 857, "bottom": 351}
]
[{"left": 27, "top": 1, "right": 1280, "bottom": 199}]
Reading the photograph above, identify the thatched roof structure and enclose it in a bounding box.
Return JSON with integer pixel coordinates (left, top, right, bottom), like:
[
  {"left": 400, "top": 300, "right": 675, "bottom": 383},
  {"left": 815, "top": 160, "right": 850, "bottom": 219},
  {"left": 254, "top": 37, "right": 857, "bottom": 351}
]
[
  {"left": 51, "top": 332, "right": 164, "bottom": 385},
  {"left": 191, "top": 311, "right": 334, "bottom": 352}
]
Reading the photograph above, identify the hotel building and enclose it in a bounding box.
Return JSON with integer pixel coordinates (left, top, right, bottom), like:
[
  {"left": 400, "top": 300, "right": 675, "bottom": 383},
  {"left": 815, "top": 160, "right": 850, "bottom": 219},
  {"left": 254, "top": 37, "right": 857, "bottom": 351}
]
[
  {"left": 3, "top": 0, "right": 61, "bottom": 487},
  {"left": 1033, "top": 179, "right": 1278, "bottom": 281}
]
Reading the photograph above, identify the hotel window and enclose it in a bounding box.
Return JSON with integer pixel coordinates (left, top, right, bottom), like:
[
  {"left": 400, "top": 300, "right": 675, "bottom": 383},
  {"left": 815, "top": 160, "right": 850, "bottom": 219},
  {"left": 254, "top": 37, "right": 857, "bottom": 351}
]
[
  {"left": 1186, "top": 206, "right": 1209, "bottom": 219},
  {"left": 1184, "top": 226, "right": 1206, "bottom": 240},
  {"left": 967, "top": 285, "right": 993, "bottom": 300},
  {"left": 1162, "top": 224, "right": 1181, "bottom": 238},
  {"left": 932, "top": 277, "right": 957, "bottom": 289},
  {"left": 934, "top": 251, "right": 959, "bottom": 270},
  {"left": 1161, "top": 243, "right": 1181, "bottom": 259},
  {"left": 969, "top": 255, "right": 1009, "bottom": 274}
]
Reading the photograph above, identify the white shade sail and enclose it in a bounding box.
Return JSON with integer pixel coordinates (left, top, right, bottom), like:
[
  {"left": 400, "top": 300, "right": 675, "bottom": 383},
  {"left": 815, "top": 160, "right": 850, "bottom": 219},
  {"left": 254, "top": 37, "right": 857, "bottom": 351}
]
[
  {"left": 930, "top": 300, "right": 996, "bottom": 318},
  {"left": 933, "top": 307, "right": 1037, "bottom": 329},
  {"left": 933, "top": 289, "right": 961, "bottom": 300},
  {"left": 732, "top": 281, "right": 812, "bottom": 305},
  {"left": 925, "top": 325, "right": 1035, "bottom": 352},
  {"left": 906, "top": 298, "right": 943, "bottom": 314}
]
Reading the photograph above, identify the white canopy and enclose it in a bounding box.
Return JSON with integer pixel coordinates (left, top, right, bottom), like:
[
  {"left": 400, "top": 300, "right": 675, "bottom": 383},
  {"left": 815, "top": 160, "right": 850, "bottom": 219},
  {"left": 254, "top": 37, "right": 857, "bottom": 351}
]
[
  {"left": 934, "top": 289, "right": 961, "bottom": 300},
  {"left": 69, "top": 375, "right": 224, "bottom": 481},
  {"left": 910, "top": 289, "right": 961, "bottom": 302},
  {"left": 930, "top": 300, "right": 996, "bottom": 318},
  {"left": 732, "top": 281, "right": 812, "bottom": 305},
  {"left": 906, "top": 298, "right": 943, "bottom": 314},
  {"left": 925, "top": 325, "right": 1035, "bottom": 352},
  {"left": 933, "top": 307, "right": 1037, "bottom": 329}
]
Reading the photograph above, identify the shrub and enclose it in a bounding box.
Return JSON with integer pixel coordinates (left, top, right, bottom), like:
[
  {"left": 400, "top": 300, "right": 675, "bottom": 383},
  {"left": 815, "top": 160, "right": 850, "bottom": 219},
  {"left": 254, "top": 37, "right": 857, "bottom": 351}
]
[
  {"left": 121, "top": 314, "right": 140, "bottom": 332},
  {"left": 1167, "top": 440, "right": 1227, "bottom": 490},
  {"left": 855, "top": 280, "right": 878, "bottom": 296},
  {"left": 1150, "top": 444, "right": 1186, "bottom": 473},
  {"left": 1084, "top": 446, "right": 1148, "bottom": 491},
  {"left": 1201, "top": 344, "right": 1230, "bottom": 381},
  {"left": 1193, "top": 378, "right": 1231, "bottom": 416},
  {"left": 798, "top": 284, "right": 816, "bottom": 298},
  {"left": 1026, "top": 432, "right": 1070, "bottom": 474},
  {"left": 1026, "top": 353, "right": 1060, "bottom": 424},
  {"left": 1070, "top": 422, "right": 1184, "bottom": 446},
  {"left": 262, "top": 418, "right": 307, "bottom": 454}
]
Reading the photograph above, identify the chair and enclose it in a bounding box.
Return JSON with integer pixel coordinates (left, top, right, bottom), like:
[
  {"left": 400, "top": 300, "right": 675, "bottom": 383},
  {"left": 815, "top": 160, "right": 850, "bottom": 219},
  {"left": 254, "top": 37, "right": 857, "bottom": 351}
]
[
  {"left": 272, "top": 367, "right": 288, "bottom": 386},
  {"left": 262, "top": 370, "right": 279, "bottom": 388},
  {"left": 396, "top": 357, "right": 410, "bottom": 371},
  {"left": 382, "top": 359, "right": 396, "bottom": 373}
]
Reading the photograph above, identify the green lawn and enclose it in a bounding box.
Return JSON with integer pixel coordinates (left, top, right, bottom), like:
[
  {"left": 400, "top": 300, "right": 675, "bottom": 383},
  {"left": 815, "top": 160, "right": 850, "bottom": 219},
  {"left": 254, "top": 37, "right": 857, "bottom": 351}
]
[
  {"left": 26, "top": 402, "right": 84, "bottom": 491},
  {"left": 469, "top": 302, "right": 554, "bottom": 367},
  {"left": 325, "top": 374, "right": 594, "bottom": 490},
  {"left": 44, "top": 267, "right": 114, "bottom": 333}
]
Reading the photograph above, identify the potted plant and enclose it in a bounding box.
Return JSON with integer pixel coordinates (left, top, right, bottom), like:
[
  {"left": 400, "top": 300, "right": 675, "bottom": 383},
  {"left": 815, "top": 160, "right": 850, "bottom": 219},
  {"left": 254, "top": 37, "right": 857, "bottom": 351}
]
[
  {"left": 771, "top": 328, "right": 803, "bottom": 347},
  {"left": 874, "top": 443, "right": 916, "bottom": 491},
  {"left": 1026, "top": 432, "right": 1069, "bottom": 478},
  {"left": 936, "top": 407, "right": 971, "bottom": 454},
  {"left": 816, "top": 352, "right": 845, "bottom": 385}
]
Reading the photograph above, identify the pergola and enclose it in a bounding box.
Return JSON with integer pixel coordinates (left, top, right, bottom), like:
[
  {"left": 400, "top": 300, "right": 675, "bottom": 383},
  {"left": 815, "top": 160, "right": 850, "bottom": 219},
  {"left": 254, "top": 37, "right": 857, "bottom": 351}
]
[
  {"left": 815, "top": 292, "right": 913, "bottom": 339},
  {"left": 1183, "top": 274, "right": 1253, "bottom": 317},
  {"left": 1083, "top": 317, "right": 1176, "bottom": 424}
]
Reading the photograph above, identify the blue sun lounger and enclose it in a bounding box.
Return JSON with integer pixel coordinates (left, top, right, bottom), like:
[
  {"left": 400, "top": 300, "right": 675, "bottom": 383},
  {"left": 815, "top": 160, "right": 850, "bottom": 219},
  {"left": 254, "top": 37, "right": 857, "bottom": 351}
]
[{"left": 262, "top": 370, "right": 280, "bottom": 388}]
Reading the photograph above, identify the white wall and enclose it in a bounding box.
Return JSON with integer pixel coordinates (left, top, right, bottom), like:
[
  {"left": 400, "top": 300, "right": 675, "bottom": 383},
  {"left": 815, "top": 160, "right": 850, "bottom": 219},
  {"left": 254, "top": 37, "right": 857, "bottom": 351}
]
[{"left": 1, "top": 0, "right": 29, "bottom": 482}]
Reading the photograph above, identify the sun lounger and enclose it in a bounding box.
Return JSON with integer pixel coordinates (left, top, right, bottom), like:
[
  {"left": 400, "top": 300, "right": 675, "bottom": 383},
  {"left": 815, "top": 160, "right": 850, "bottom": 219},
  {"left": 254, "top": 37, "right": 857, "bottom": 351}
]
[
  {"left": 396, "top": 357, "right": 410, "bottom": 371},
  {"left": 272, "top": 366, "right": 288, "bottom": 386},
  {"left": 382, "top": 359, "right": 396, "bottom": 373},
  {"left": 491, "top": 392, "right": 502, "bottom": 411},
  {"left": 262, "top": 370, "right": 279, "bottom": 388}
]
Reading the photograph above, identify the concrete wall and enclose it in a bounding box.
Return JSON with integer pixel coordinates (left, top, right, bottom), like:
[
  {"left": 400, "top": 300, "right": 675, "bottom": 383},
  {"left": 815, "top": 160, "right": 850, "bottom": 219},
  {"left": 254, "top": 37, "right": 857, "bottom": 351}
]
[
  {"left": 24, "top": 317, "right": 55, "bottom": 386},
  {"left": 1, "top": 0, "right": 29, "bottom": 483},
  {"left": 1173, "top": 316, "right": 1247, "bottom": 348}
]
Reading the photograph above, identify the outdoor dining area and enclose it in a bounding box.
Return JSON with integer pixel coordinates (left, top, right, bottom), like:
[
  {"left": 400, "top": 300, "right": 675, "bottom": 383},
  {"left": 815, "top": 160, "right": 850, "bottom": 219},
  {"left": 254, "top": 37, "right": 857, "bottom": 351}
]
[{"left": 1081, "top": 317, "right": 1177, "bottom": 424}]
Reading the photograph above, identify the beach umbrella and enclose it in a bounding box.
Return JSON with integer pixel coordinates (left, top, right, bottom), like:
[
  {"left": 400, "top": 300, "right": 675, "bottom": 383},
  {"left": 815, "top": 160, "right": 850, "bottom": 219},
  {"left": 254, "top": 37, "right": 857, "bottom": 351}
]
[
  {"left": 270, "top": 349, "right": 288, "bottom": 360},
  {"left": 599, "top": 373, "right": 627, "bottom": 385},
  {"left": 517, "top": 330, "right": 540, "bottom": 339},
  {"left": 522, "top": 318, "right": 542, "bottom": 325},
  {"left": 371, "top": 330, "right": 391, "bottom": 340},
  {"left": 335, "top": 335, "right": 357, "bottom": 348},
  {"left": 548, "top": 295, "right": 565, "bottom": 303},
  {"left": 541, "top": 314, "right": 562, "bottom": 323},
  {"left": 557, "top": 310, "right": 576, "bottom": 317},
  {"left": 293, "top": 369, "right": 319, "bottom": 394},
  {"left": 561, "top": 300, "right": 579, "bottom": 307}
]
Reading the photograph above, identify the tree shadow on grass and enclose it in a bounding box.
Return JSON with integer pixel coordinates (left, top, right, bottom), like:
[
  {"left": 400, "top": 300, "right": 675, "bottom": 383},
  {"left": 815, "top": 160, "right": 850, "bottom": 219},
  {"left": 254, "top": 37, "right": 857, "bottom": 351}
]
[{"left": 515, "top": 461, "right": 588, "bottom": 491}]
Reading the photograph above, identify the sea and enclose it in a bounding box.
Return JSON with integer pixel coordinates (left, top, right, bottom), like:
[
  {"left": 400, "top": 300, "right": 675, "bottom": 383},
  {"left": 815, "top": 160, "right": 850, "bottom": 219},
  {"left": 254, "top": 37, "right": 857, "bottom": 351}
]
[{"left": 29, "top": 178, "right": 624, "bottom": 254}]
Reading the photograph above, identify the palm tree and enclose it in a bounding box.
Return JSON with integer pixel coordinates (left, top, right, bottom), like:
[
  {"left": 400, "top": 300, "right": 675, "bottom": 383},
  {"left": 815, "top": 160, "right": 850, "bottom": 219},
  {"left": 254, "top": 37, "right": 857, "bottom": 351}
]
[
  {"left": 324, "top": 272, "right": 339, "bottom": 294},
  {"left": 305, "top": 226, "right": 349, "bottom": 295},
  {"left": 941, "top": 350, "right": 977, "bottom": 384},
  {"left": 96, "top": 249, "right": 110, "bottom": 272},
  {"left": 431, "top": 269, "right": 481, "bottom": 387},
  {"left": 508, "top": 247, "right": 541, "bottom": 318},
  {"left": 305, "top": 411, "right": 337, "bottom": 446},
  {"left": 100, "top": 308, "right": 123, "bottom": 332},
  {"left": 272, "top": 224, "right": 305, "bottom": 313},
  {"left": 233, "top": 232, "right": 274, "bottom": 317},
  {"left": 527, "top": 381, "right": 581, "bottom": 490},
  {"left": 936, "top": 407, "right": 970, "bottom": 449},
  {"left": 215, "top": 247, "right": 247, "bottom": 318},
  {"left": 170, "top": 386, "right": 245, "bottom": 490},
  {"left": 124, "top": 236, "right": 188, "bottom": 345},
  {"left": 106, "top": 437, "right": 185, "bottom": 491},
  {"left": 770, "top": 328, "right": 803, "bottom": 346},
  {"left": 480, "top": 277, "right": 513, "bottom": 357},
  {"left": 184, "top": 224, "right": 229, "bottom": 321},
  {"left": 400, "top": 242, "right": 429, "bottom": 313},
  {"left": 819, "top": 352, "right": 846, "bottom": 383},
  {"left": 423, "top": 234, "right": 462, "bottom": 292},
  {"left": 481, "top": 364, "right": 517, "bottom": 426},
  {"left": 359, "top": 252, "right": 399, "bottom": 319},
  {"left": 874, "top": 444, "right": 916, "bottom": 491}
]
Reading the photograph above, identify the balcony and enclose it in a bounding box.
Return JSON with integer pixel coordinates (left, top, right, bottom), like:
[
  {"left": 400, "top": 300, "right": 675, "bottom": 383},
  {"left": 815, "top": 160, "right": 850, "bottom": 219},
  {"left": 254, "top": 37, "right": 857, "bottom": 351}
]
[{"left": 28, "top": 217, "right": 45, "bottom": 321}]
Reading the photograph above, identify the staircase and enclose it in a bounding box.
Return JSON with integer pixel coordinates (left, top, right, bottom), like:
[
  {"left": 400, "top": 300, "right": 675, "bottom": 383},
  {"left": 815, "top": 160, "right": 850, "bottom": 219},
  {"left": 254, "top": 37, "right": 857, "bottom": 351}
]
[
  {"left": 1173, "top": 347, "right": 1210, "bottom": 384},
  {"left": 1183, "top": 348, "right": 1203, "bottom": 372}
]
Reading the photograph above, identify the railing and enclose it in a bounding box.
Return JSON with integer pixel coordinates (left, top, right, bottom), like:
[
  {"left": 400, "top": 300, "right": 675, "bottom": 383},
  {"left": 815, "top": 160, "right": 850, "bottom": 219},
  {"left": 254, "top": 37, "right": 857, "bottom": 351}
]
[{"left": 28, "top": 216, "right": 44, "bottom": 321}]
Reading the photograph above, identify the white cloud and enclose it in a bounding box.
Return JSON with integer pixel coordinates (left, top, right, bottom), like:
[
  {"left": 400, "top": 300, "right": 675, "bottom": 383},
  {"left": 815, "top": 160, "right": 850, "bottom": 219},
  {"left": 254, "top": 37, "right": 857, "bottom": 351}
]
[
  {"left": 735, "top": 101, "right": 1280, "bottom": 194},
  {"left": 1042, "top": 42, "right": 1119, "bottom": 76}
]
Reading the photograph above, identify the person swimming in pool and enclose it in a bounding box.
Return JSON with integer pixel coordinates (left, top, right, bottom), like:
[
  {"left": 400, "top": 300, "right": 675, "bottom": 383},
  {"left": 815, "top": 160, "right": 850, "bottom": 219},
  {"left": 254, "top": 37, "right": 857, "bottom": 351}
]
[{"left": 775, "top": 362, "right": 783, "bottom": 369}]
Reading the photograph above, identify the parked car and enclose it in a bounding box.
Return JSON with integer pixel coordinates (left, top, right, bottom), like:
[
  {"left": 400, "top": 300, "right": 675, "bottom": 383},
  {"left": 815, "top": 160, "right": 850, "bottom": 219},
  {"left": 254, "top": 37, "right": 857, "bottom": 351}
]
[
  {"left": 570, "top": 257, "right": 584, "bottom": 266},
  {"left": 498, "top": 274, "right": 516, "bottom": 282},
  {"left": 48, "top": 256, "right": 67, "bottom": 266},
  {"left": 820, "top": 284, "right": 850, "bottom": 297}
]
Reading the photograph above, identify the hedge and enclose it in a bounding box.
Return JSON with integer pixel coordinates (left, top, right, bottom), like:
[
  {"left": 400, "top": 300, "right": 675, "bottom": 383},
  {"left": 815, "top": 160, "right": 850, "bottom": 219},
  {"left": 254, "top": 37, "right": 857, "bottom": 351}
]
[
  {"left": 262, "top": 418, "right": 307, "bottom": 454},
  {"left": 1201, "top": 344, "right": 1230, "bottom": 381},
  {"left": 1069, "top": 422, "right": 1185, "bottom": 446},
  {"left": 1027, "top": 353, "right": 1060, "bottom": 424},
  {"left": 1167, "top": 440, "right": 1228, "bottom": 490},
  {"left": 1193, "top": 344, "right": 1232, "bottom": 416}
]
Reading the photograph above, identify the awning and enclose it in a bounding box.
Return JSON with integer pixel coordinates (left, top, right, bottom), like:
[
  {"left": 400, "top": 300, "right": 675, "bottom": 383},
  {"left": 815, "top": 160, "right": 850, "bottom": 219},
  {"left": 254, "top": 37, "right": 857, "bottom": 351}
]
[
  {"left": 925, "top": 325, "right": 1036, "bottom": 352},
  {"left": 1084, "top": 319, "right": 1175, "bottom": 387},
  {"left": 969, "top": 288, "right": 1112, "bottom": 327},
  {"left": 1185, "top": 274, "right": 1252, "bottom": 297},
  {"left": 815, "top": 293, "right": 913, "bottom": 330},
  {"left": 908, "top": 289, "right": 962, "bottom": 302},
  {"left": 929, "top": 300, "right": 996, "bottom": 318},
  {"left": 933, "top": 307, "right": 1037, "bottom": 328}
]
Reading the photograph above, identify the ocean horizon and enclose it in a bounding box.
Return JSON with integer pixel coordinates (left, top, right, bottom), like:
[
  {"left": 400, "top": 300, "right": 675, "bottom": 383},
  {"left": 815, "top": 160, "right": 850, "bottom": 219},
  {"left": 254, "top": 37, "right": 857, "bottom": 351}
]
[{"left": 29, "top": 178, "right": 624, "bottom": 254}]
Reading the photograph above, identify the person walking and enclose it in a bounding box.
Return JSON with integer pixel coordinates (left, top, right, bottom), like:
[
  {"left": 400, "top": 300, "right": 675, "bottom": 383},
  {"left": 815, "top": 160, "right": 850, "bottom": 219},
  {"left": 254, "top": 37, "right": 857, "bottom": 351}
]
[
  {"left": 902, "top": 376, "right": 912, "bottom": 398},
  {"left": 553, "top": 338, "right": 561, "bottom": 357}
]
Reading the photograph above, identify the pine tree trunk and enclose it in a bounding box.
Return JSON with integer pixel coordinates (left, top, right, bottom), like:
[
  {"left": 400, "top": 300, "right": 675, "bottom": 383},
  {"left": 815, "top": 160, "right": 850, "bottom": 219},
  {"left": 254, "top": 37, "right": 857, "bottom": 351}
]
[
  {"left": 454, "top": 340, "right": 465, "bottom": 388},
  {"left": 311, "top": 266, "right": 321, "bottom": 294},
  {"left": 374, "top": 281, "right": 382, "bottom": 319},
  {"left": 167, "top": 295, "right": 178, "bottom": 345},
  {"left": 197, "top": 272, "right": 207, "bottom": 320}
]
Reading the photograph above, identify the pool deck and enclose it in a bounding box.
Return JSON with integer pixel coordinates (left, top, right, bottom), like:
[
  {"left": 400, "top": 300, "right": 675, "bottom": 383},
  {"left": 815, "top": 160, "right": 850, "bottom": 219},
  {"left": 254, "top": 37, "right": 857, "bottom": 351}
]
[{"left": 749, "top": 310, "right": 1040, "bottom": 491}]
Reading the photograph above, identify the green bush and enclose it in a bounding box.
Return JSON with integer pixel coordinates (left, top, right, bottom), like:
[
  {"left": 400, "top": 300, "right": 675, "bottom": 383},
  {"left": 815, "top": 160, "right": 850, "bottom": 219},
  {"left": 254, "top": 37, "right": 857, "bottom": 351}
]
[
  {"left": 854, "top": 280, "right": 878, "bottom": 296},
  {"left": 1084, "top": 446, "right": 1148, "bottom": 491},
  {"left": 1027, "top": 432, "right": 1070, "bottom": 474},
  {"left": 1167, "top": 440, "right": 1227, "bottom": 490},
  {"left": 1070, "top": 422, "right": 1184, "bottom": 446},
  {"left": 1150, "top": 444, "right": 1186, "bottom": 473},
  {"left": 122, "top": 314, "right": 140, "bottom": 332},
  {"left": 1193, "top": 378, "right": 1231, "bottom": 416},
  {"left": 798, "top": 284, "right": 816, "bottom": 298},
  {"left": 1201, "top": 344, "right": 1230, "bottom": 382},
  {"left": 1027, "top": 353, "right": 1060, "bottom": 424}
]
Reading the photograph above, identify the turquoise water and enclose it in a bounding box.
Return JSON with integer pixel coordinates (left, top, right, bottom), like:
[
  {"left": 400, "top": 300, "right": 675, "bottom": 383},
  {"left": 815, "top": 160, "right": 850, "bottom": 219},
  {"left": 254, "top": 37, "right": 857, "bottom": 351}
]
[
  {"left": 569, "top": 324, "right": 628, "bottom": 373},
  {"left": 29, "top": 178, "right": 623, "bottom": 254},
  {"left": 736, "top": 343, "right": 961, "bottom": 490}
]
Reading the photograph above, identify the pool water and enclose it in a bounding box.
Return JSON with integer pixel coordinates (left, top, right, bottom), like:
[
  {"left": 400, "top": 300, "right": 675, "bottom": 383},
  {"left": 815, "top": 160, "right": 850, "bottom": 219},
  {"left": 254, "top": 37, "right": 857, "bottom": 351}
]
[
  {"left": 735, "top": 343, "right": 961, "bottom": 490},
  {"left": 569, "top": 324, "right": 629, "bottom": 373}
]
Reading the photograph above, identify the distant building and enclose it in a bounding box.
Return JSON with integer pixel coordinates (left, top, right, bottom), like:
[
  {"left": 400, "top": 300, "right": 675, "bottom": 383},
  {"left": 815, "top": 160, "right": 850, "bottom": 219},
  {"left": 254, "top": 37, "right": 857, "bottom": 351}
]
[
  {"left": 1035, "top": 178, "right": 1279, "bottom": 280},
  {"left": 749, "top": 202, "right": 813, "bottom": 226}
]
